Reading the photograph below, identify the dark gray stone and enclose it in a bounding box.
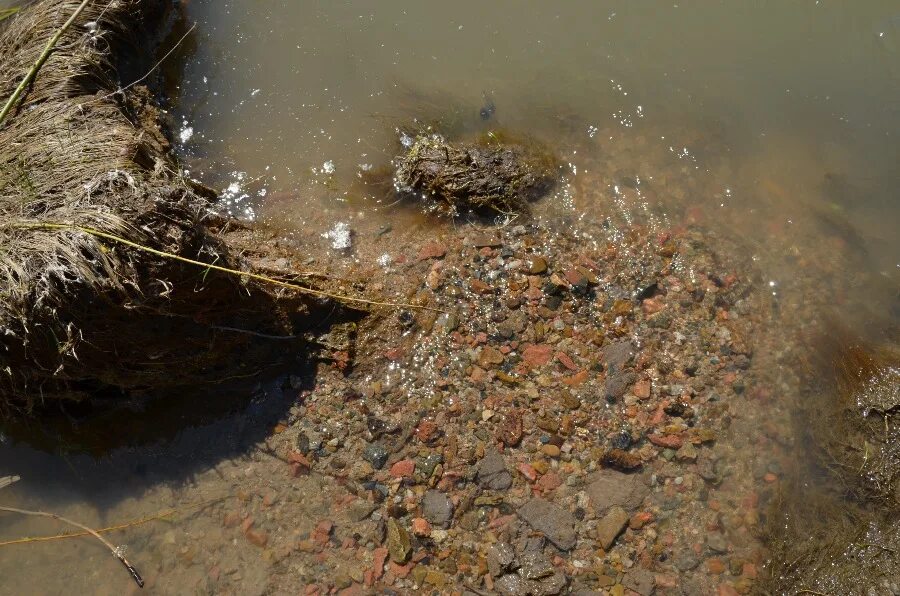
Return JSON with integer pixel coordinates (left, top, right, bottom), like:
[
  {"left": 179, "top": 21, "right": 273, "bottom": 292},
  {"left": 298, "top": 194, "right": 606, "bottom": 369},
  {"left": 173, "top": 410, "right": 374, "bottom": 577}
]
[
  {"left": 477, "top": 449, "right": 513, "bottom": 490},
  {"left": 421, "top": 490, "right": 454, "bottom": 528},
  {"left": 519, "top": 551, "right": 553, "bottom": 579},
  {"left": 518, "top": 498, "right": 577, "bottom": 551},
  {"left": 363, "top": 443, "right": 389, "bottom": 470},
  {"left": 487, "top": 542, "right": 516, "bottom": 577}
]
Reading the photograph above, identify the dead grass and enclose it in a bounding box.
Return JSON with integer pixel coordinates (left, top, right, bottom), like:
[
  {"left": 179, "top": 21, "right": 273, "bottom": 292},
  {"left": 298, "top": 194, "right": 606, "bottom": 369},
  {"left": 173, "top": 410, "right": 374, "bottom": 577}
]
[{"left": 0, "top": 0, "right": 314, "bottom": 411}]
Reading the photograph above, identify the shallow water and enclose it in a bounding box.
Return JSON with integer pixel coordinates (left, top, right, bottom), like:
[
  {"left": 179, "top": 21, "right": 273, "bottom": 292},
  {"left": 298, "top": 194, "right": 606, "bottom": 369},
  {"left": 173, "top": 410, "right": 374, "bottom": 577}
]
[{"left": 1, "top": 1, "right": 899, "bottom": 594}]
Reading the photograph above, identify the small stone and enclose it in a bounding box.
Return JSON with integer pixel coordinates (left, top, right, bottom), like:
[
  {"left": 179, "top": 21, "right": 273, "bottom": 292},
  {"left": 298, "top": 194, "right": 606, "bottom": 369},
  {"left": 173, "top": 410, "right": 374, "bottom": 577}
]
[
  {"left": 411, "top": 517, "right": 432, "bottom": 537},
  {"left": 621, "top": 569, "right": 655, "bottom": 596},
  {"left": 496, "top": 574, "right": 531, "bottom": 596},
  {"left": 519, "top": 551, "right": 553, "bottom": 579},
  {"left": 674, "top": 552, "right": 700, "bottom": 571},
  {"left": 386, "top": 519, "right": 411, "bottom": 563},
  {"left": 595, "top": 506, "right": 629, "bottom": 550},
  {"left": 707, "top": 533, "right": 728, "bottom": 554},
  {"left": 633, "top": 378, "right": 652, "bottom": 399},
  {"left": 528, "top": 256, "right": 548, "bottom": 274},
  {"left": 389, "top": 459, "right": 415, "bottom": 478},
  {"left": 477, "top": 450, "right": 513, "bottom": 490},
  {"left": 707, "top": 558, "right": 726, "bottom": 574},
  {"left": 676, "top": 442, "right": 698, "bottom": 461},
  {"left": 421, "top": 490, "right": 454, "bottom": 528},
  {"left": 479, "top": 346, "right": 505, "bottom": 368},
  {"left": 518, "top": 498, "right": 577, "bottom": 551},
  {"left": 363, "top": 444, "right": 389, "bottom": 470},
  {"left": 487, "top": 542, "right": 515, "bottom": 577},
  {"left": 497, "top": 411, "right": 524, "bottom": 447},
  {"left": 417, "top": 241, "right": 446, "bottom": 261},
  {"left": 541, "top": 444, "right": 561, "bottom": 458},
  {"left": 586, "top": 469, "right": 650, "bottom": 514},
  {"left": 522, "top": 343, "right": 554, "bottom": 367},
  {"left": 245, "top": 528, "right": 268, "bottom": 548}
]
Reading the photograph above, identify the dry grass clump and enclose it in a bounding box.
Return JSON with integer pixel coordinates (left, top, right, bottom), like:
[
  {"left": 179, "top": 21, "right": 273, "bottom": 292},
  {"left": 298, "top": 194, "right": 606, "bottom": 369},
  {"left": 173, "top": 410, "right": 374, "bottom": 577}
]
[{"left": 0, "top": 0, "right": 302, "bottom": 412}]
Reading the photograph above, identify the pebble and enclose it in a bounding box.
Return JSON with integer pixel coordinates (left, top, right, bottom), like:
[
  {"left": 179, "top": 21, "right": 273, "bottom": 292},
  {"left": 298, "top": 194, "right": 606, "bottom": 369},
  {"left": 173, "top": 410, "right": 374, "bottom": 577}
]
[
  {"left": 421, "top": 490, "right": 454, "bottom": 528},
  {"left": 595, "top": 506, "right": 629, "bottom": 550}
]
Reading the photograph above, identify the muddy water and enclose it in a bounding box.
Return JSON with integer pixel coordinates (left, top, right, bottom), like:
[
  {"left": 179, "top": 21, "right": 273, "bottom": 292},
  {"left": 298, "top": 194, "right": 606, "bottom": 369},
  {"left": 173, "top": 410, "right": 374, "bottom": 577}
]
[{"left": 1, "top": 1, "right": 899, "bottom": 594}]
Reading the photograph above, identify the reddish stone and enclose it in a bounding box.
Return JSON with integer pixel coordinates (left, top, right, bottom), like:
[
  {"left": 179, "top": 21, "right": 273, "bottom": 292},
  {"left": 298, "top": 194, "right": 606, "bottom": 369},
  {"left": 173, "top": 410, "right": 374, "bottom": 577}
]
[
  {"left": 470, "top": 279, "right": 494, "bottom": 294},
  {"left": 564, "top": 268, "right": 587, "bottom": 286},
  {"left": 524, "top": 286, "right": 543, "bottom": 301},
  {"left": 741, "top": 563, "right": 758, "bottom": 579},
  {"left": 562, "top": 369, "right": 589, "bottom": 386},
  {"left": 497, "top": 410, "right": 523, "bottom": 447},
  {"left": 717, "top": 584, "right": 740, "bottom": 596},
  {"left": 312, "top": 520, "right": 333, "bottom": 546},
  {"left": 518, "top": 463, "right": 538, "bottom": 482},
  {"left": 411, "top": 517, "right": 432, "bottom": 536},
  {"left": 245, "top": 528, "right": 268, "bottom": 548},
  {"left": 707, "top": 558, "right": 726, "bottom": 574},
  {"left": 763, "top": 472, "right": 778, "bottom": 483},
  {"left": 372, "top": 547, "right": 388, "bottom": 580},
  {"left": 642, "top": 297, "right": 665, "bottom": 315},
  {"left": 633, "top": 378, "right": 652, "bottom": 399},
  {"left": 223, "top": 511, "right": 242, "bottom": 528},
  {"left": 655, "top": 574, "right": 677, "bottom": 589},
  {"left": 537, "top": 472, "right": 563, "bottom": 492},
  {"left": 389, "top": 561, "right": 413, "bottom": 579},
  {"left": 522, "top": 343, "right": 553, "bottom": 367},
  {"left": 629, "top": 511, "right": 653, "bottom": 530},
  {"left": 389, "top": 459, "right": 415, "bottom": 478},
  {"left": 648, "top": 433, "right": 683, "bottom": 449},
  {"left": 240, "top": 517, "right": 254, "bottom": 533},
  {"left": 555, "top": 351, "right": 578, "bottom": 371},
  {"left": 416, "top": 420, "right": 439, "bottom": 443},
  {"left": 416, "top": 241, "right": 447, "bottom": 261},
  {"left": 305, "top": 585, "right": 321, "bottom": 596}
]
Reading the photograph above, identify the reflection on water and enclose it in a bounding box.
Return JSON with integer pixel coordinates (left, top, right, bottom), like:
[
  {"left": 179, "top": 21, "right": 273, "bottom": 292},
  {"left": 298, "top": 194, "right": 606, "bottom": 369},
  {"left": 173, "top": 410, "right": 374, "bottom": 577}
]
[{"left": 1, "top": 0, "right": 898, "bottom": 593}]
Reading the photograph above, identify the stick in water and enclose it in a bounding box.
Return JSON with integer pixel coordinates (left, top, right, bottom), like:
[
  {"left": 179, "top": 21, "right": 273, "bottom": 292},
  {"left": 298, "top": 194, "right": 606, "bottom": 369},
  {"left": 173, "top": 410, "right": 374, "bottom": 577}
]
[{"left": 0, "top": 505, "right": 144, "bottom": 588}]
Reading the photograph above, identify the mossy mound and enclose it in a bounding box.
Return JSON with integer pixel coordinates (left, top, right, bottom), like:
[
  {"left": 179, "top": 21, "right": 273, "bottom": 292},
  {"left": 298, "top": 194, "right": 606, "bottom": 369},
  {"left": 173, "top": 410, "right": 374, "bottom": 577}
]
[{"left": 393, "top": 133, "right": 559, "bottom": 218}]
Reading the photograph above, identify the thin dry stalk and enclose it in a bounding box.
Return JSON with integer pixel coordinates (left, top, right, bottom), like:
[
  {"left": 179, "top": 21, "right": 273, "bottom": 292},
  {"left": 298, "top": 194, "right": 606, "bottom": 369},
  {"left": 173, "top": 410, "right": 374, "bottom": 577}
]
[
  {"left": 0, "top": 504, "right": 144, "bottom": 587},
  {"left": 0, "top": 0, "right": 92, "bottom": 125}
]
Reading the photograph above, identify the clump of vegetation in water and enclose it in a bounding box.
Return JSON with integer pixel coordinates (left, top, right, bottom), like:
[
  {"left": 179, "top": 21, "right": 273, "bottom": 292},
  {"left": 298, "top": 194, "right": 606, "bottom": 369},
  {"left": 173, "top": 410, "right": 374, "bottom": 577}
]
[
  {"left": 392, "top": 132, "right": 559, "bottom": 218},
  {"left": 759, "top": 331, "right": 900, "bottom": 593}
]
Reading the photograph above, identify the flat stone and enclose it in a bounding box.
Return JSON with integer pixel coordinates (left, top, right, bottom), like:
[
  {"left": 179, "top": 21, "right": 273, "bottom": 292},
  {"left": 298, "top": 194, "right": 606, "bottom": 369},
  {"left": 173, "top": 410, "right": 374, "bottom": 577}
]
[
  {"left": 363, "top": 443, "right": 389, "bottom": 470},
  {"left": 518, "top": 498, "right": 577, "bottom": 551},
  {"left": 602, "top": 341, "right": 635, "bottom": 372},
  {"left": 386, "top": 518, "right": 411, "bottom": 563},
  {"left": 519, "top": 551, "right": 553, "bottom": 579},
  {"left": 621, "top": 569, "right": 655, "bottom": 596},
  {"left": 595, "top": 506, "right": 629, "bottom": 550},
  {"left": 421, "top": 490, "right": 454, "bottom": 528},
  {"left": 487, "top": 542, "right": 516, "bottom": 577},
  {"left": 496, "top": 574, "right": 532, "bottom": 596},
  {"left": 586, "top": 469, "right": 650, "bottom": 515},
  {"left": 477, "top": 449, "right": 513, "bottom": 490}
]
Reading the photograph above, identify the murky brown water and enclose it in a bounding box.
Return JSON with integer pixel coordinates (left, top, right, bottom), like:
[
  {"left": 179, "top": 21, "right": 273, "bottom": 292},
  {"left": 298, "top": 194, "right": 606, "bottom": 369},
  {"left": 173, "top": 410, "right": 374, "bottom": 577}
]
[{"left": 1, "top": 1, "right": 898, "bottom": 594}]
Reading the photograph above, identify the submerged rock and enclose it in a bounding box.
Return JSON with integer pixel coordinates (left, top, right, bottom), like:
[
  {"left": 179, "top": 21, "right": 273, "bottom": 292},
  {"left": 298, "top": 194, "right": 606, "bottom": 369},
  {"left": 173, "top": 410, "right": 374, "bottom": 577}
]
[{"left": 393, "top": 133, "right": 558, "bottom": 217}]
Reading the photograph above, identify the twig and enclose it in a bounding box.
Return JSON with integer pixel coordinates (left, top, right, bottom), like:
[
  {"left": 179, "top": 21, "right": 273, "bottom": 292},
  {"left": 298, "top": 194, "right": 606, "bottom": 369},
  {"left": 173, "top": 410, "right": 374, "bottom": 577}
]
[
  {"left": 7, "top": 222, "right": 447, "bottom": 313},
  {"left": 85, "top": 23, "right": 197, "bottom": 108},
  {"left": 0, "top": 505, "right": 143, "bottom": 588},
  {"left": 0, "top": 476, "right": 20, "bottom": 490},
  {"left": 0, "top": 496, "right": 226, "bottom": 547},
  {"left": 0, "top": 0, "right": 92, "bottom": 126}
]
